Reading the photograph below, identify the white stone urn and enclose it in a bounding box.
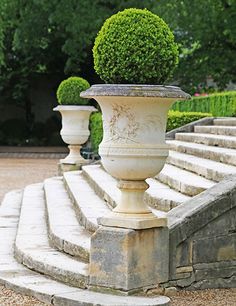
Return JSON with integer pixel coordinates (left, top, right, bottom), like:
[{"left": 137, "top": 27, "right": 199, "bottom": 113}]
[
  {"left": 81, "top": 85, "right": 190, "bottom": 229},
  {"left": 53, "top": 105, "right": 97, "bottom": 164}
]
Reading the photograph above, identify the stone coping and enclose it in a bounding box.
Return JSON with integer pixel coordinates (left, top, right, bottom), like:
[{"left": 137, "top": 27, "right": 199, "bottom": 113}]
[{"left": 81, "top": 84, "right": 191, "bottom": 99}]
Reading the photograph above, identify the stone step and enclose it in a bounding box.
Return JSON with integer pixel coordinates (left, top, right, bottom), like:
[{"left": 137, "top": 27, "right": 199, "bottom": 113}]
[
  {"left": 44, "top": 177, "right": 91, "bottom": 261},
  {"left": 194, "top": 125, "right": 236, "bottom": 136},
  {"left": 213, "top": 118, "right": 236, "bottom": 126},
  {"left": 156, "top": 164, "right": 215, "bottom": 196},
  {"left": 63, "top": 171, "right": 110, "bottom": 232},
  {"left": 82, "top": 164, "right": 186, "bottom": 213},
  {"left": 0, "top": 190, "right": 170, "bottom": 306},
  {"left": 14, "top": 183, "right": 89, "bottom": 288},
  {"left": 175, "top": 132, "right": 236, "bottom": 149},
  {"left": 145, "top": 178, "right": 190, "bottom": 211},
  {"left": 167, "top": 140, "right": 236, "bottom": 166},
  {"left": 167, "top": 150, "right": 236, "bottom": 182}
]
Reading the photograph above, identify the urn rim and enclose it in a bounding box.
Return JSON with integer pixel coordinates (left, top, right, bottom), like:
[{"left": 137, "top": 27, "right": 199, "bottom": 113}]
[{"left": 80, "top": 84, "right": 191, "bottom": 100}]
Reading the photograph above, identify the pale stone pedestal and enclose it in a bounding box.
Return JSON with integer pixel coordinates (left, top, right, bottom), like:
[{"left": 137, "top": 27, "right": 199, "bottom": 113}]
[{"left": 89, "top": 226, "right": 169, "bottom": 293}]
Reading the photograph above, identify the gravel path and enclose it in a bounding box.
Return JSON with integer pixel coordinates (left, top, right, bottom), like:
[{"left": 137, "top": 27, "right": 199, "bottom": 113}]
[{"left": 0, "top": 157, "right": 235, "bottom": 305}]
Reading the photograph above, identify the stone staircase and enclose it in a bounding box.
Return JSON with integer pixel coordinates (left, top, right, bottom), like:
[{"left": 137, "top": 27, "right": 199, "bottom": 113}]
[{"left": 0, "top": 117, "right": 236, "bottom": 305}]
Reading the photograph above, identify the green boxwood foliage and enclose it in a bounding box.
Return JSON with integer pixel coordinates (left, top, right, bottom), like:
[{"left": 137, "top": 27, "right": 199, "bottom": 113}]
[
  {"left": 93, "top": 8, "right": 178, "bottom": 84},
  {"left": 166, "top": 111, "right": 212, "bottom": 131},
  {"left": 172, "top": 91, "right": 236, "bottom": 117},
  {"left": 56, "top": 76, "right": 90, "bottom": 105},
  {"left": 89, "top": 111, "right": 211, "bottom": 153},
  {"left": 89, "top": 112, "right": 103, "bottom": 153}
]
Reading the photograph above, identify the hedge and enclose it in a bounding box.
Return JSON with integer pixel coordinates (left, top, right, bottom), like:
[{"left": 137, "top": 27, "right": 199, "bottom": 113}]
[
  {"left": 172, "top": 91, "right": 236, "bottom": 117},
  {"left": 89, "top": 110, "right": 212, "bottom": 153}
]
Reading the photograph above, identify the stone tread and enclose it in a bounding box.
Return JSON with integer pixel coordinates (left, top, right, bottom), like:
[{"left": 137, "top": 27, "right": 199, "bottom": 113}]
[
  {"left": 44, "top": 177, "right": 91, "bottom": 261},
  {"left": 156, "top": 164, "right": 215, "bottom": 196},
  {"left": 175, "top": 132, "right": 236, "bottom": 149},
  {"left": 145, "top": 178, "right": 191, "bottom": 211},
  {"left": 14, "top": 183, "right": 89, "bottom": 288},
  {"left": 167, "top": 150, "right": 236, "bottom": 182},
  {"left": 195, "top": 125, "right": 236, "bottom": 136},
  {"left": 213, "top": 118, "right": 236, "bottom": 126},
  {"left": 167, "top": 140, "right": 236, "bottom": 166},
  {"left": 63, "top": 171, "right": 110, "bottom": 232},
  {"left": 82, "top": 164, "right": 173, "bottom": 215},
  {"left": 0, "top": 190, "right": 170, "bottom": 306}
]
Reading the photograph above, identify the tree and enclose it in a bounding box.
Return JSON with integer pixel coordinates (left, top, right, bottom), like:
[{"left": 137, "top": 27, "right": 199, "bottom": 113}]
[
  {"left": 0, "top": 0, "right": 154, "bottom": 134},
  {"left": 153, "top": 0, "right": 236, "bottom": 92}
]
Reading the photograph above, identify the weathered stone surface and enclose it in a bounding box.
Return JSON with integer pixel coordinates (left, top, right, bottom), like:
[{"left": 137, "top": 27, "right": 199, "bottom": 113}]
[
  {"left": 167, "top": 139, "right": 236, "bottom": 166},
  {"left": 167, "top": 150, "right": 236, "bottom": 182},
  {"left": 44, "top": 177, "right": 91, "bottom": 261},
  {"left": 54, "top": 290, "right": 170, "bottom": 306},
  {"left": 81, "top": 84, "right": 190, "bottom": 99},
  {"left": 64, "top": 171, "right": 110, "bottom": 232},
  {"left": 15, "top": 183, "right": 89, "bottom": 288},
  {"left": 90, "top": 226, "right": 169, "bottom": 291},
  {"left": 176, "top": 132, "right": 236, "bottom": 149},
  {"left": 193, "top": 233, "right": 236, "bottom": 264}
]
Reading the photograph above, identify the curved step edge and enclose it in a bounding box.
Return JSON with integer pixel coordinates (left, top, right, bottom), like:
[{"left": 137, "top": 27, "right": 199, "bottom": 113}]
[
  {"left": 44, "top": 177, "right": 91, "bottom": 261},
  {"left": 14, "top": 183, "right": 89, "bottom": 289}
]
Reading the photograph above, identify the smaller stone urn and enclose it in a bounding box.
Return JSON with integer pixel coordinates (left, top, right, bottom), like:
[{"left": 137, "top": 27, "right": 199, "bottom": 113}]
[
  {"left": 54, "top": 105, "right": 97, "bottom": 164},
  {"left": 81, "top": 84, "right": 190, "bottom": 229}
]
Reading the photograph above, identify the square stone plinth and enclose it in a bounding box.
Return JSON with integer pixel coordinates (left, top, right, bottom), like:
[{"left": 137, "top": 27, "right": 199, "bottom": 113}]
[{"left": 89, "top": 226, "right": 169, "bottom": 292}]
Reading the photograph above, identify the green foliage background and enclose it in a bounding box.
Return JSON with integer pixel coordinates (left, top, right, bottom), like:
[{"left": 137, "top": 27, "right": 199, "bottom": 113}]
[{"left": 172, "top": 91, "right": 236, "bottom": 117}]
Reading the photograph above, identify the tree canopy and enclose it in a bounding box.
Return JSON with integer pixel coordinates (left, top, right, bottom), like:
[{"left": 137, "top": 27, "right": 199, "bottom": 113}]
[{"left": 0, "top": 0, "right": 235, "bottom": 113}]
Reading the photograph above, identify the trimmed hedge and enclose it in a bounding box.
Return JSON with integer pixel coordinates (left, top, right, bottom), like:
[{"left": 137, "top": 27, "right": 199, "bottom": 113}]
[
  {"left": 172, "top": 91, "right": 236, "bottom": 117},
  {"left": 89, "top": 111, "right": 212, "bottom": 153},
  {"left": 166, "top": 110, "right": 212, "bottom": 131}
]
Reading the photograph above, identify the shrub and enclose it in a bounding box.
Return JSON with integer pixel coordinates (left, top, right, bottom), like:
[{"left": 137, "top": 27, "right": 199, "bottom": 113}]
[
  {"left": 89, "top": 111, "right": 212, "bottom": 152},
  {"left": 172, "top": 91, "right": 236, "bottom": 117},
  {"left": 166, "top": 111, "right": 212, "bottom": 131},
  {"left": 93, "top": 8, "right": 178, "bottom": 84},
  {"left": 89, "top": 112, "right": 103, "bottom": 153},
  {"left": 56, "top": 76, "right": 90, "bottom": 105}
]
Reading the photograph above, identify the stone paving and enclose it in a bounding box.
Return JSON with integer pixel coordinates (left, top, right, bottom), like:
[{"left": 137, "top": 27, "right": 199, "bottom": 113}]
[{"left": 0, "top": 157, "right": 235, "bottom": 305}]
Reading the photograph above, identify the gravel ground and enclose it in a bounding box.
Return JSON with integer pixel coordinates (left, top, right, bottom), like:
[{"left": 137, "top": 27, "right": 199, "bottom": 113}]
[{"left": 0, "top": 157, "right": 235, "bottom": 305}]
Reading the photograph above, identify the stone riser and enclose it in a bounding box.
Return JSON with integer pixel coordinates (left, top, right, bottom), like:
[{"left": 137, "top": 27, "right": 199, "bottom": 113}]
[
  {"left": 195, "top": 125, "right": 236, "bottom": 136},
  {"left": 14, "top": 184, "right": 89, "bottom": 289},
  {"left": 44, "top": 177, "right": 91, "bottom": 262},
  {"left": 175, "top": 133, "right": 236, "bottom": 149},
  {"left": 167, "top": 140, "right": 236, "bottom": 166},
  {"left": 167, "top": 151, "right": 236, "bottom": 182}
]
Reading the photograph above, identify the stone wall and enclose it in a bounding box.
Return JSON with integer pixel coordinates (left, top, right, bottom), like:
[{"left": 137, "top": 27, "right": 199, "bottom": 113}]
[{"left": 163, "top": 175, "right": 236, "bottom": 289}]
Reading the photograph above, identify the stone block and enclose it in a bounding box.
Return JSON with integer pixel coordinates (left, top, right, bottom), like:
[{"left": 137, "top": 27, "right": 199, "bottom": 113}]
[
  {"left": 193, "top": 233, "right": 236, "bottom": 264},
  {"left": 90, "top": 226, "right": 169, "bottom": 291}
]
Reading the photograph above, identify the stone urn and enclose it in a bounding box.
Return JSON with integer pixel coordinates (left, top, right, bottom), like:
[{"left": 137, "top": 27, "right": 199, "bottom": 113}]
[
  {"left": 54, "top": 105, "right": 97, "bottom": 164},
  {"left": 81, "top": 84, "right": 190, "bottom": 229}
]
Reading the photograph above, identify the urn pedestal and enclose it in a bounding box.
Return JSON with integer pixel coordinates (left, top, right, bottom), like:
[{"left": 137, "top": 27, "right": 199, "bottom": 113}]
[{"left": 54, "top": 105, "right": 97, "bottom": 166}]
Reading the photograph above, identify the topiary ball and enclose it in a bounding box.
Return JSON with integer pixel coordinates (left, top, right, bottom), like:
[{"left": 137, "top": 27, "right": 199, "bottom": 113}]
[
  {"left": 56, "top": 76, "right": 90, "bottom": 105},
  {"left": 93, "top": 8, "right": 179, "bottom": 84}
]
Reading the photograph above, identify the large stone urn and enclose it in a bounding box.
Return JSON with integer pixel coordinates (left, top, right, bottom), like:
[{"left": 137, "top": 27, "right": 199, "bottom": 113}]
[
  {"left": 54, "top": 105, "right": 97, "bottom": 165},
  {"left": 81, "top": 85, "right": 190, "bottom": 229}
]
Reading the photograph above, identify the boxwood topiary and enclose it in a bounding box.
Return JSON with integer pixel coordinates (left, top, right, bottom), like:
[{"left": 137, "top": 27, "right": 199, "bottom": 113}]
[
  {"left": 56, "top": 76, "right": 90, "bottom": 105},
  {"left": 93, "top": 8, "right": 179, "bottom": 84}
]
